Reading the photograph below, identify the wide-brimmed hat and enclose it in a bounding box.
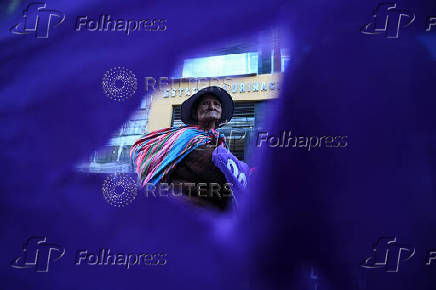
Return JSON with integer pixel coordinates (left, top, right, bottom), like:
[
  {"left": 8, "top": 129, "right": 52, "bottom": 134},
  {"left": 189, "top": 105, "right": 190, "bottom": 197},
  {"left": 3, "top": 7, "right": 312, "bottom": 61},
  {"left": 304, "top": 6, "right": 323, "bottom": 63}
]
[{"left": 181, "top": 86, "right": 234, "bottom": 127}]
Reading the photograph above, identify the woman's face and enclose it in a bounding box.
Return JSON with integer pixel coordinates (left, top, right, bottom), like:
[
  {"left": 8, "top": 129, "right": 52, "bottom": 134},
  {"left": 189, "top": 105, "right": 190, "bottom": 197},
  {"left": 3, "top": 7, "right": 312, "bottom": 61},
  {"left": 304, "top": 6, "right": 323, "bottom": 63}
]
[{"left": 196, "top": 95, "right": 222, "bottom": 125}]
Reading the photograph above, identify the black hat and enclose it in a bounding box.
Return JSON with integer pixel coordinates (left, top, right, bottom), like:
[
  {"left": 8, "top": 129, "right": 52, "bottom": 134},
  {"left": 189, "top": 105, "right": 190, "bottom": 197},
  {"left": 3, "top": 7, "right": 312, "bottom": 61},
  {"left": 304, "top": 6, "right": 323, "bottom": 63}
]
[{"left": 181, "top": 86, "right": 234, "bottom": 127}]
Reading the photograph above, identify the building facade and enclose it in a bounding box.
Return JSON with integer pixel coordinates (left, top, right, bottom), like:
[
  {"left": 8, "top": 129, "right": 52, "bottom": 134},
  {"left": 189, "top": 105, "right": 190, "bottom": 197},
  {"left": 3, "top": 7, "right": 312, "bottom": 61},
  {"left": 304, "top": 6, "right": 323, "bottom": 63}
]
[
  {"left": 147, "top": 73, "right": 282, "bottom": 161},
  {"left": 77, "top": 28, "right": 287, "bottom": 173}
]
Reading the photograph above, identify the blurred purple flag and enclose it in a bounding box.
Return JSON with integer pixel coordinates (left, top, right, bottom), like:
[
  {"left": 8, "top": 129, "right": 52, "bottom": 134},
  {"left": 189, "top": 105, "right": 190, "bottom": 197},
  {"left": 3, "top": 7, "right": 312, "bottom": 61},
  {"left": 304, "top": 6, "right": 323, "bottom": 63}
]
[{"left": 1, "top": 0, "right": 436, "bottom": 290}]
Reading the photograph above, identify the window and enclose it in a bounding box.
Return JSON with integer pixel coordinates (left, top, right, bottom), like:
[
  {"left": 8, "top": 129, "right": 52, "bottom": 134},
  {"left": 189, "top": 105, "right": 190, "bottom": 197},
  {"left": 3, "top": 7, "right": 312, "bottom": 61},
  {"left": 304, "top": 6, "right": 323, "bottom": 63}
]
[
  {"left": 281, "top": 48, "right": 290, "bottom": 72},
  {"left": 94, "top": 146, "right": 118, "bottom": 163},
  {"left": 182, "top": 53, "right": 258, "bottom": 78}
]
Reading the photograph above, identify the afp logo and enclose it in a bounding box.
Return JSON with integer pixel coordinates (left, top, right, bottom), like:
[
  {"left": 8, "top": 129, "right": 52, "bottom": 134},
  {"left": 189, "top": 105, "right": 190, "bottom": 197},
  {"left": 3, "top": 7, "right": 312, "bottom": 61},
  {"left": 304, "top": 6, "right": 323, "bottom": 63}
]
[
  {"left": 10, "top": 2, "right": 65, "bottom": 38},
  {"left": 10, "top": 236, "right": 65, "bottom": 272}
]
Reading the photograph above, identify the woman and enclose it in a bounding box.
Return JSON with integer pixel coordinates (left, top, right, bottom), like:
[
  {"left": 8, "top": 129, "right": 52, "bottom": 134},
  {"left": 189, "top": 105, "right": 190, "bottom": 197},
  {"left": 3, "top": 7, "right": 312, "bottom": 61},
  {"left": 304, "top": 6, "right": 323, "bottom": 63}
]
[{"left": 130, "top": 86, "right": 249, "bottom": 210}]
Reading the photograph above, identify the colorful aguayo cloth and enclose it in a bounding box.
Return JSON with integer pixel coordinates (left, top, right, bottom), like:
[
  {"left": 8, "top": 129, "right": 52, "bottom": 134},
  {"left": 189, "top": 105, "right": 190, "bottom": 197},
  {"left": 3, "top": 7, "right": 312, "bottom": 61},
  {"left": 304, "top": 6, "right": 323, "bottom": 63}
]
[{"left": 130, "top": 125, "right": 228, "bottom": 186}]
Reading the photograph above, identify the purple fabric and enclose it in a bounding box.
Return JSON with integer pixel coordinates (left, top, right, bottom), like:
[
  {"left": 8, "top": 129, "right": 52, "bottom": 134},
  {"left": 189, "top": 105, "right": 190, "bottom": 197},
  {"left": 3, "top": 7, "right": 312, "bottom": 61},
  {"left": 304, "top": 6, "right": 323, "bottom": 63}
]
[
  {"left": 212, "top": 144, "right": 250, "bottom": 193},
  {"left": 1, "top": 0, "right": 436, "bottom": 290}
]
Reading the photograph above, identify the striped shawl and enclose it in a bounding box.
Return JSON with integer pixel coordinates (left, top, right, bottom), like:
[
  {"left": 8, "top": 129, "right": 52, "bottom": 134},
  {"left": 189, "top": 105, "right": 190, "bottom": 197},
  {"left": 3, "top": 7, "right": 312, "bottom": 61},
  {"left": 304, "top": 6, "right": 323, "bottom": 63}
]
[{"left": 130, "top": 125, "right": 228, "bottom": 186}]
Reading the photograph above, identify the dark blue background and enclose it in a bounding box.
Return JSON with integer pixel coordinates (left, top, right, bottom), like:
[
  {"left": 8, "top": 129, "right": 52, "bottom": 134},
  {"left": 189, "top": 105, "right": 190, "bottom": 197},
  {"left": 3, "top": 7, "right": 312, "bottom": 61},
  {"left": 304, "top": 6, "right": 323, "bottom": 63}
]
[{"left": 1, "top": 0, "right": 436, "bottom": 289}]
